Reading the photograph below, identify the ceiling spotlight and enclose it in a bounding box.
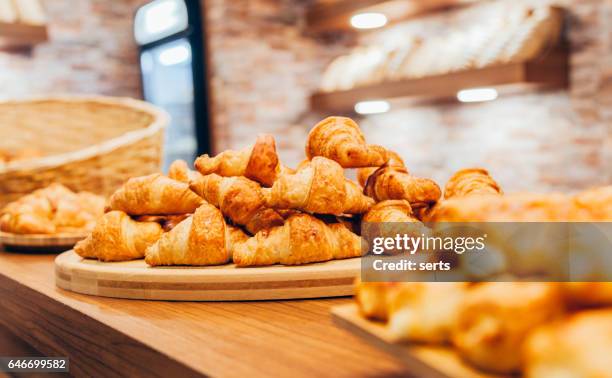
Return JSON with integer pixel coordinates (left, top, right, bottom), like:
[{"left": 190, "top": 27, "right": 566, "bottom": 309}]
[
  {"left": 457, "top": 88, "right": 498, "bottom": 103},
  {"left": 354, "top": 100, "right": 390, "bottom": 115},
  {"left": 350, "top": 13, "right": 388, "bottom": 29}
]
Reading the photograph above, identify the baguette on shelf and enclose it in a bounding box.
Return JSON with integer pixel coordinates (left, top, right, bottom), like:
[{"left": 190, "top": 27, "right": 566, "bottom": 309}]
[{"left": 318, "top": 4, "right": 563, "bottom": 93}]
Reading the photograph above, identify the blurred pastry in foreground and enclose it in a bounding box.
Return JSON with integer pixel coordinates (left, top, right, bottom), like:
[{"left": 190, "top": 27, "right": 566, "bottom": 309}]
[
  {"left": 263, "top": 156, "right": 374, "bottom": 215},
  {"left": 146, "top": 203, "right": 248, "bottom": 266},
  {"left": 563, "top": 282, "right": 612, "bottom": 307},
  {"left": 109, "top": 174, "right": 203, "bottom": 216},
  {"left": 75, "top": 211, "right": 163, "bottom": 262},
  {"left": 233, "top": 213, "right": 362, "bottom": 266},
  {"left": 572, "top": 185, "right": 612, "bottom": 220},
  {"left": 355, "top": 281, "right": 398, "bottom": 321},
  {"left": 194, "top": 134, "right": 291, "bottom": 187},
  {"left": 444, "top": 168, "right": 502, "bottom": 199},
  {"left": 364, "top": 165, "right": 441, "bottom": 209},
  {"left": 429, "top": 192, "right": 572, "bottom": 222},
  {"left": 523, "top": 309, "right": 612, "bottom": 378},
  {"left": 357, "top": 150, "right": 405, "bottom": 187},
  {"left": 306, "top": 116, "right": 388, "bottom": 168},
  {"left": 190, "top": 174, "right": 283, "bottom": 234},
  {"left": 452, "top": 282, "right": 564, "bottom": 374},
  {"left": 0, "top": 184, "right": 104, "bottom": 234},
  {"left": 388, "top": 283, "right": 469, "bottom": 343},
  {"left": 168, "top": 159, "right": 202, "bottom": 183}
]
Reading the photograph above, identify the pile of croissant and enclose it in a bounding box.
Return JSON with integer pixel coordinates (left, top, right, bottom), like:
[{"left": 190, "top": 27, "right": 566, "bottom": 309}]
[
  {"left": 356, "top": 169, "right": 612, "bottom": 376},
  {"left": 0, "top": 184, "right": 105, "bottom": 235},
  {"left": 75, "top": 116, "right": 444, "bottom": 266}
]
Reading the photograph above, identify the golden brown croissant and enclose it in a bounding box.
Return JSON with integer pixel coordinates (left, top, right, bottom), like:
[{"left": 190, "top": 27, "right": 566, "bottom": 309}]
[
  {"left": 194, "top": 134, "right": 291, "bottom": 187},
  {"left": 233, "top": 213, "right": 362, "bottom": 266},
  {"left": 444, "top": 168, "right": 502, "bottom": 199},
  {"left": 189, "top": 174, "right": 283, "bottom": 234},
  {"left": 357, "top": 150, "right": 405, "bottom": 187},
  {"left": 523, "top": 309, "right": 612, "bottom": 378},
  {"left": 364, "top": 165, "right": 441, "bottom": 209},
  {"left": 452, "top": 282, "right": 564, "bottom": 374},
  {"left": 74, "top": 211, "right": 163, "bottom": 262},
  {"left": 262, "top": 156, "right": 374, "bottom": 215},
  {"left": 168, "top": 159, "right": 202, "bottom": 183},
  {"left": 109, "top": 174, "right": 203, "bottom": 216},
  {"left": 306, "top": 116, "right": 388, "bottom": 168},
  {"left": 145, "top": 203, "right": 248, "bottom": 266}
]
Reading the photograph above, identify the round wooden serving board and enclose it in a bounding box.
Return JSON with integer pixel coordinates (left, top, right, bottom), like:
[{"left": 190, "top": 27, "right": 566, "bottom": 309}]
[
  {"left": 55, "top": 250, "right": 361, "bottom": 301},
  {"left": 0, "top": 231, "right": 86, "bottom": 252}
]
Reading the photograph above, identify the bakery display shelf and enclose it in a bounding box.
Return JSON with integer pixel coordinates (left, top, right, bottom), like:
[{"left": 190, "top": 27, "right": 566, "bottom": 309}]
[
  {"left": 0, "top": 21, "right": 48, "bottom": 48},
  {"left": 311, "top": 45, "right": 568, "bottom": 112},
  {"left": 306, "top": 0, "right": 479, "bottom": 33},
  {"left": 331, "top": 304, "right": 509, "bottom": 378}
]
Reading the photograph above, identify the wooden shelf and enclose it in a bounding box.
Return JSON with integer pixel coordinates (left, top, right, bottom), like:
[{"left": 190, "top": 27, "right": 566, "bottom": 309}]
[
  {"left": 306, "top": 0, "right": 480, "bottom": 33},
  {"left": 0, "top": 21, "right": 48, "bottom": 48},
  {"left": 311, "top": 46, "right": 569, "bottom": 112}
]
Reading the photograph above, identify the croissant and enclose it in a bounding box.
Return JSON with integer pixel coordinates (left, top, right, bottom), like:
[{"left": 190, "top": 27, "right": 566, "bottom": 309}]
[
  {"left": 0, "top": 195, "right": 54, "bottom": 234},
  {"left": 194, "top": 134, "right": 291, "bottom": 187},
  {"left": 190, "top": 174, "right": 283, "bottom": 234},
  {"left": 306, "top": 116, "right": 389, "bottom": 168},
  {"left": 74, "top": 211, "right": 163, "bottom": 261},
  {"left": 444, "top": 168, "right": 502, "bottom": 199},
  {"left": 262, "top": 156, "right": 374, "bottom": 215},
  {"left": 452, "top": 282, "right": 564, "bottom": 374},
  {"left": 362, "top": 200, "right": 419, "bottom": 223},
  {"left": 357, "top": 150, "right": 405, "bottom": 187},
  {"left": 1, "top": 184, "right": 105, "bottom": 234},
  {"left": 145, "top": 203, "right": 249, "bottom": 266},
  {"left": 168, "top": 159, "right": 202, "bottom": 183},
  {"left": 387, "top": 283, "right": 469, "bottom": 343},
  {"left": 109, "top": 174, "right": 203, "bottom": 215},
  {"left": 364, "top": 166, "right": 441, "bottom": 209},
  {"left": 355, "top": 280, "right": 399, "bottom": 321},
  {"left": 524, "top": 309, "right": 612, "bottom": 378},
  {"left": 233, "top": 213, "right": 362, "bottom": 266}
]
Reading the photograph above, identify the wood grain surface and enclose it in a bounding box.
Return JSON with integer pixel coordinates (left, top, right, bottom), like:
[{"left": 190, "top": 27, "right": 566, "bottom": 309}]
[
  {"left": 55, "top": 250, "right": 360, "bottom": 301},
  {"left": 332, "top": 304, "right": 508, "bottom": 378},
  {"left": 0, "top": 249, "right": 411, "bottom": 377}
]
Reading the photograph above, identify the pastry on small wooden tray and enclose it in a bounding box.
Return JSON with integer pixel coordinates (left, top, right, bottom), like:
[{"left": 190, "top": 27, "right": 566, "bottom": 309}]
[{"left": 0, "top": 184, "right": 105, "bottom": 251}]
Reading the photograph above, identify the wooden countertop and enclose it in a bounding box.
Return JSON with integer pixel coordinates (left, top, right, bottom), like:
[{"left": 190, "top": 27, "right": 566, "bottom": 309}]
[{"left": 0, "top": 250, "right": 410, "bottom": 378}]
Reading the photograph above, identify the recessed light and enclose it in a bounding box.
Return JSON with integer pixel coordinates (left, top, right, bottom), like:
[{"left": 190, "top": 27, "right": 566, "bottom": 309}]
[
  {"left": 354, "top": 100, "right": 390, "bottom": 115},
  {"left": 457, "top": 88, "right": 498, "bottom": 103},
  {"left": 350, "top": 13, "right": 388, "bottom": 29}
]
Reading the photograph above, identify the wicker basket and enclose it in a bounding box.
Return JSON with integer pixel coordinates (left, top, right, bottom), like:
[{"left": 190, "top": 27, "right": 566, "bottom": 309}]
[{"left": 0, "top": 95, "right": 168, "bottom": 207}]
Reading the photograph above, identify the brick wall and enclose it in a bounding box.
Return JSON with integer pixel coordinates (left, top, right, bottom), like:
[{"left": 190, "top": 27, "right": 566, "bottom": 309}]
[
  {"left": 1, "top": 0, "right": 609, "bottom": 192},
  {"left": 0, "top": 0, "right": 146, "bottom": 99},
  {"left": 207, "top": 0, "right": 611, "bottom": 192}
]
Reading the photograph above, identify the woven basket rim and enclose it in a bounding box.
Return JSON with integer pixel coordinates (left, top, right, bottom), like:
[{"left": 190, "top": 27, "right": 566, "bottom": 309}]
[{"left": 0, "top": 95, "right": 168, "bottom": 174}]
